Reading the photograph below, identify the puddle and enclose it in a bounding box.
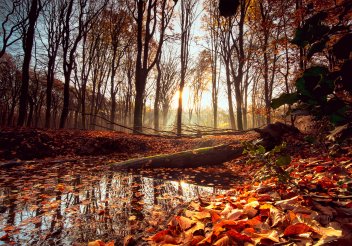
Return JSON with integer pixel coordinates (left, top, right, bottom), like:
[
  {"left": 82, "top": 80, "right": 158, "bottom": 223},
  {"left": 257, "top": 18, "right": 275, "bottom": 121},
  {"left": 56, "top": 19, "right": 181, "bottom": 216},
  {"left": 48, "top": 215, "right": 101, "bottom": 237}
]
[{"left": 0, "top": 160, "right": 232, "bottom": 245}]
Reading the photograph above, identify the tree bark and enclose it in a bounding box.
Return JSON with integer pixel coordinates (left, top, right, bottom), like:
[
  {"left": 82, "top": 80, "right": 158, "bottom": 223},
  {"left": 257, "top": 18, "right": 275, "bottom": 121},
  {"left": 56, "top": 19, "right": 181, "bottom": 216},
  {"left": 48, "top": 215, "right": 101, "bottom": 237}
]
[
  {"left": 18, "top": 0, "right": 40, "bottom": 126},
  {"left": 154, "top": 58, "right": 162, "bottom": 131},
  {"left": 111, "top": 144, "right": 243, "bottom": 170}
]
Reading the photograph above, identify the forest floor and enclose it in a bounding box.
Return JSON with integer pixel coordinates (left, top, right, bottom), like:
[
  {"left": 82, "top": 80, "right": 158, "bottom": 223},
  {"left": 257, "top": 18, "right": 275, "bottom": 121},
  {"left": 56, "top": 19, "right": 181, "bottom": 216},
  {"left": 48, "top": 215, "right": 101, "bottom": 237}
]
[
  {"left": 0, "top": 128, "right": 257, "bottom": 162},
  {"left": 0, "top": 128, "right": 352, "bottom": 245}
]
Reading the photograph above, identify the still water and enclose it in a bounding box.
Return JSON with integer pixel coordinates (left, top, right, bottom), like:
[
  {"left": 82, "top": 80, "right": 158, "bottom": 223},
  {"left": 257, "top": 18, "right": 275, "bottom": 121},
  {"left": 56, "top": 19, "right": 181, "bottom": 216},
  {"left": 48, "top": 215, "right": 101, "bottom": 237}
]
[{"left": 0, "top": 159, "right": 236, "bottom": 245}]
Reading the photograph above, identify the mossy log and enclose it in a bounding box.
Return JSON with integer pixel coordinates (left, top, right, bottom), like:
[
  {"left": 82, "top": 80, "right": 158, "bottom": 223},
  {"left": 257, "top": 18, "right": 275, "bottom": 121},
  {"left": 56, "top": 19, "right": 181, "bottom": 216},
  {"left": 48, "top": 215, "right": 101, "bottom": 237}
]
[
  {"left": 110, "top": 122, "right": 300, "bottom": 170},
  {"left": 111, "top": 144, "right": 244, "bottom": 170}
]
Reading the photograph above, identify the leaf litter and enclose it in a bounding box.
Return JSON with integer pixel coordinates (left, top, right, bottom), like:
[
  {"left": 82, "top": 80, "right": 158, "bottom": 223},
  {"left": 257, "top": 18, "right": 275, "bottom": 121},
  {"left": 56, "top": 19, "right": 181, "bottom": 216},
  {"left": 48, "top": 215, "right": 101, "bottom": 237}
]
[{"left": 0, "top": 129, "right": 351, "bottom": 245}]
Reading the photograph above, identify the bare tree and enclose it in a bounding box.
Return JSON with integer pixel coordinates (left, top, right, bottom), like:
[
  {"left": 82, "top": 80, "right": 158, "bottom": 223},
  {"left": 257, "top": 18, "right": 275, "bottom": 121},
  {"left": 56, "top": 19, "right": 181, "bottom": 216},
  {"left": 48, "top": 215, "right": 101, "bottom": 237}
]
[
  {"left": 176, "top": 0, "right": 198, "bottom": 135},
  {"left": 17, "top": 0, "right": 43, "bottom": 126},
  {"left": 219, "top": 17, "right": 236, "bottom": 129},
  {"left": 0, "top": 0, "right": 24, "bottom": 59},
  {"left": 40, "top": 0, "right": 63, "bottom": 128},
  {"left": 159, "top": 49, "right": 179, "bottom": 128},
  {"left": 203, "top": 0, "right": 221, "bottom": 129},
  {"left": 59, "top": 0, "right": 107, "bottom": 128},
  {"left": 128, "top": 0, "right": 177, "bottom": 133}
]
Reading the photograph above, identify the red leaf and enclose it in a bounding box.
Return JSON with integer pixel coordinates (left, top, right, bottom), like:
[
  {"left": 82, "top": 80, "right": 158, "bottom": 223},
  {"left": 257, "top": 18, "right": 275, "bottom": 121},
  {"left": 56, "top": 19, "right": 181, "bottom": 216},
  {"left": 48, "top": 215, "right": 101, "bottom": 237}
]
[
  {"left": 284, "top": 223, "right": 312, "bottom": 236},
  {"left": 315, "top": 166, "right": 325, "bottom": 172},
  {"left": 0, "top": 234, "right": 9, "bottom": 241},
  {"left": 227, "top": 229, "right": 253, "bottom": 242}
]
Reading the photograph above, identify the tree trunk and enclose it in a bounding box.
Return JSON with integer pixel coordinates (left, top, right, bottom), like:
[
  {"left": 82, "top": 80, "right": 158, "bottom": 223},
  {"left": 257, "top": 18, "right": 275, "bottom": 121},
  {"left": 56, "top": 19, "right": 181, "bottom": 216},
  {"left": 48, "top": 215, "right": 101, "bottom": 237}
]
[
  {"left": 45, "top": 60, "right": 54, "bottom": 128},
  {"left": 133, "top": 70, "right": 147, "bottom": 132},
  {"left": 59, "top": 71, "right": 71, "bottom": 128},
  {"left": 111, "top": 122, "right": 299, "bottom": 170},
  {"left": 225, "top": 62, "right": 236, "bottom": 129},
  {"left": 26, "top": 96, "right": 34, "bottom": 127},
  {"left": 154, "top": 61, "right": 162, "bottom": 131},
  {"left": 111, "top": 144, "right": 243, "bottom": 170},
  {"left": 18, "top": 0, "right": 39, "bottom": 126}
]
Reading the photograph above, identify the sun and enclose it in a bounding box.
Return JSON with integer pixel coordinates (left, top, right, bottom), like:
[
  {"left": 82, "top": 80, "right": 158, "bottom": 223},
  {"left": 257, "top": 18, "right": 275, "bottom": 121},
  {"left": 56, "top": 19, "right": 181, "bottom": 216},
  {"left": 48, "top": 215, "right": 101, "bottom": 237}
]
[{"left": 172, "top": 86, "right": 192, "bottom": 109}]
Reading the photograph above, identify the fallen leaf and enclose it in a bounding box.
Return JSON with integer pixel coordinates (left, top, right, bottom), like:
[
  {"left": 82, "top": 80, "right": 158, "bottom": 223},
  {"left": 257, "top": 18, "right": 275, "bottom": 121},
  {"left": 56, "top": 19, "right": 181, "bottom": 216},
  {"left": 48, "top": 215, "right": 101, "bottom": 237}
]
[
  {"left": 124, "top": 235, "right": 134, "bottom": 246},
  {"left": 3, "top": 226, "right": 16, "bottom": 232},
  {"left": 0, "top": 234, "right": 9, "bottom": 241},
  {"left": 175, "top": 216, "right": 195, "bottom": 231},
  {"left": 254, "top": 230, "right": 280, "bottom": 243},
  {"left": 128, "top": 215, "right": 136, "bottom": 221},
  {"left": 227, "top": 229, "right": 252, "bottom": 243},
  {"left": 227, "top": 209, "right": 243, "bottom": 220},
  {"left": 148, "top": 230, "right": 171, "bottom": 243},
  {"left": 190, "top": 235, "right": 205, "bottom": 245},
  {"left": 193, "top": 211, "right": 211, "bottom": 220},
  {"left": 213, "top": 235, "right": 230, "bottom": 246},
  {"left": 88, "top": 240, "right": 105, "bottom": 246},
  {"left": 284, "top": 223, "right": 313, "bottom": 236}
]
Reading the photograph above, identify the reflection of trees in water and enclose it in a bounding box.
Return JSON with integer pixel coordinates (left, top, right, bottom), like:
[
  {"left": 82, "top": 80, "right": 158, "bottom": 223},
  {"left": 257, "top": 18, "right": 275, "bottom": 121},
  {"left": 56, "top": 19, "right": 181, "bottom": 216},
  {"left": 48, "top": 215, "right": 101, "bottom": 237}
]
[
  {"left": 0, "top": 165, "right": 225, "bottom": 245},
  {"left": 47, "top": 167, "right": 64, "bottom": 245}
]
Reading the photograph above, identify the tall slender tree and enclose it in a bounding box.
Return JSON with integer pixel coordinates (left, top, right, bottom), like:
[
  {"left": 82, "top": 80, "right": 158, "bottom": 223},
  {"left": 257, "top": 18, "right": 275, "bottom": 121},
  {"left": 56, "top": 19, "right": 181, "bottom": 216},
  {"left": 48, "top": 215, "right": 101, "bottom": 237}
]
[
  {"left": 18, "top": 0, "right": 42, "bottom": 126},
  {"left": 59, "top": 0, "right": 107, "bottom": 128},
  {"left": 129, "top": 0, "right": 177, "bottom": 133},
  {"left": 176, "top": 0, "right": 198, "bottom": 135}
]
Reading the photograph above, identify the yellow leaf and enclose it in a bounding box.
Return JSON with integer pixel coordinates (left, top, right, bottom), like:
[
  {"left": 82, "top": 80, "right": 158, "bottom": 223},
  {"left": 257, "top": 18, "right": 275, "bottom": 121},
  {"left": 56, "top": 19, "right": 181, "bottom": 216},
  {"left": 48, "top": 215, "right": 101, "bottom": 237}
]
[{"left": 128, "top": 215, "right": 136, "bottom": 221}]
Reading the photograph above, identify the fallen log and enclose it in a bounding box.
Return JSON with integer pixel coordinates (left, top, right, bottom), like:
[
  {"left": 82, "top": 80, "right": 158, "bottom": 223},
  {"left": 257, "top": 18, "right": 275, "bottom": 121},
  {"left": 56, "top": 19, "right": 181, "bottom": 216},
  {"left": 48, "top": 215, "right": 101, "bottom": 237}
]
[
  {"left": 110, "top": 122, "right": 300, "bottom": 170},
  {"left": 111, "top": 144, "right": 244, "bottom": 170}
]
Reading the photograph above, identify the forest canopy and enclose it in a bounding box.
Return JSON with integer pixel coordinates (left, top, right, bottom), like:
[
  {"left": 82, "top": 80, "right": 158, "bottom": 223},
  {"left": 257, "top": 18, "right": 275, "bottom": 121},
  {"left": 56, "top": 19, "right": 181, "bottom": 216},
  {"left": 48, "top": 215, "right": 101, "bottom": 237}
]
[{"left": 0, "top": 0, "right": 351, "bottom": 134}]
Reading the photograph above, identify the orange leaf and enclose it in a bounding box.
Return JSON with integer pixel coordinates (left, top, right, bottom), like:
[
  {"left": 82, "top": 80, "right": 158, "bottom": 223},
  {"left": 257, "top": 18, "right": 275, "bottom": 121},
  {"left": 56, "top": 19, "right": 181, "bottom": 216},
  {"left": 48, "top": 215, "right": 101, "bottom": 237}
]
[
  {"left": 149, "top": 229, "right": 171, "bottom": 243},
  {"left": 210, "top": 210, "right": 221, "bottom": 223},
  {"left": 193, "top": 211, "right": 211, "bottom": 220},
  {"left": 175, "top": 216, "right": 195, "bottom": 231},
  {"left": 213, "top": 220, "right": 237, "bottom": 236},
  {"left": 227, "top": 229, "right": 252, "bottom": 243},
  {"left": 88, "top": 240, "right": 105, "bottom": 246},
  {"left": 3, "top": 226, "right": 16, "bottom": 232},
  {"left": 284, "top": 223, "right": 312, "bottom": 236},
  {"left": 56, "top": 183, "right": 65, "bottom": 192},
  {"left": 243, "top": 228, "right": 255, "bottom": 234},
  {"left": 213, "top": 235, "right": 230, "bottom": 246}
]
